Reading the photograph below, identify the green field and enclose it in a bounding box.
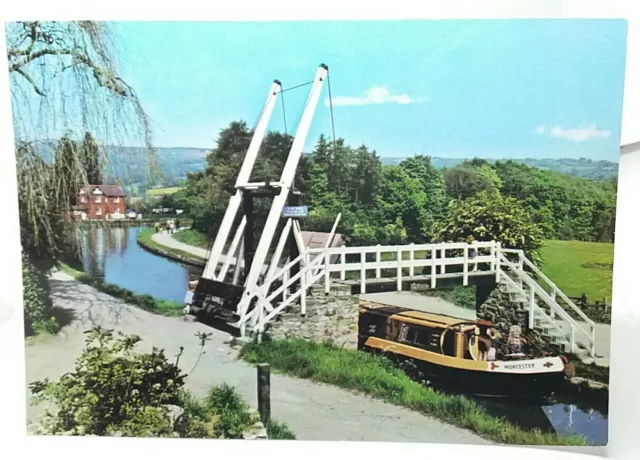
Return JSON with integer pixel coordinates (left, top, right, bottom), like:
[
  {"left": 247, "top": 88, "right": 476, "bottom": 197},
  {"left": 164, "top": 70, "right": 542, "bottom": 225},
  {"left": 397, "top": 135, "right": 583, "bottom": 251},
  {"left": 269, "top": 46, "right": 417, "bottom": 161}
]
[
  {"left": 540, "top": 240, "right": 614, "bottom": 302},
  {"left": 173, "top": 228, "right": 211, "bottom": 249},
  {"left": 146, "top": 186, "right": 183, "bottom": 196}
]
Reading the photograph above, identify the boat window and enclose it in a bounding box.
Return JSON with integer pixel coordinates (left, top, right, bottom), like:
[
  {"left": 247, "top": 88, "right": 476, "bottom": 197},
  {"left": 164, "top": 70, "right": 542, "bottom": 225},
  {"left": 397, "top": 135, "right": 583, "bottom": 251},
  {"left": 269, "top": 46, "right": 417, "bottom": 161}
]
[
  {"left": 398, "top": 324, "right": 442, "bottom": 353},
  {"left": 441, "top": 330, "right": 456, "bottom": 357}
]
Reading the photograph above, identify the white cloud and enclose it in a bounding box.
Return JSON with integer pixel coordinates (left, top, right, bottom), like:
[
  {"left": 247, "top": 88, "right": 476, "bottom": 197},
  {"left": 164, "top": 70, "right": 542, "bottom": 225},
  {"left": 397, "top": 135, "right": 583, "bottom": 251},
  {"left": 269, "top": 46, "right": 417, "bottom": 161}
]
[
  {"left": 326, "top": 86, "right": 426, "bottom": 107},
  {"left": 535, "top": 124, "right": 611, "bottom": 142}
]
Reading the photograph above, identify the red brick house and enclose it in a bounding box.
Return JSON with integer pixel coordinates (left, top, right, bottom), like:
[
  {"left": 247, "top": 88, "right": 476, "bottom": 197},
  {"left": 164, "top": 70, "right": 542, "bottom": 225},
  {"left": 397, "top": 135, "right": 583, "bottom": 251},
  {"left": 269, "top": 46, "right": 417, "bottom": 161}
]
[{"left": 73, "top": 184, "right": 126, "bottom": 220}]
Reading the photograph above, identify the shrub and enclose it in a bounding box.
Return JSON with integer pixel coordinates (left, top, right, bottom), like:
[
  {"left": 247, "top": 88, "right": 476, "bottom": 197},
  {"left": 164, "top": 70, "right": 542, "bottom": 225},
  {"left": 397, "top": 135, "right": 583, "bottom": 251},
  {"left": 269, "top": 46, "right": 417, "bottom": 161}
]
[
  {"left": 22, "top": 253, "right": 59, "bottom": 336},
  {"left": 29, "top": 327, "right": 187, "bottom": 436},
  {"left": 29, "top": 327, "right": 295, "bottom": 439}
]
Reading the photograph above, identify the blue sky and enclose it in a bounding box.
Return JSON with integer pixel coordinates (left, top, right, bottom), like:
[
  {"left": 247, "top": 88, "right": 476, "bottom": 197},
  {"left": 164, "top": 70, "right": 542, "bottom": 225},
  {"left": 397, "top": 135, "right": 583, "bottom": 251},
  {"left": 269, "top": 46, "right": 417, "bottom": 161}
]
[{"left": 112, "top": 19, "right": 627, "bottom": 160}]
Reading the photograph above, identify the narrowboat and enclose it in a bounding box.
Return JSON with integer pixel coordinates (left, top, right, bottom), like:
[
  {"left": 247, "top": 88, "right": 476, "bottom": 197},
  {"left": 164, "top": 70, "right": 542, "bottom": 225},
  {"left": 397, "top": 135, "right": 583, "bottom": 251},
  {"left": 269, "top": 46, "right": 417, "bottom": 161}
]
[{"left": 357, "top": 300, "right": 575, "bottom": 401}]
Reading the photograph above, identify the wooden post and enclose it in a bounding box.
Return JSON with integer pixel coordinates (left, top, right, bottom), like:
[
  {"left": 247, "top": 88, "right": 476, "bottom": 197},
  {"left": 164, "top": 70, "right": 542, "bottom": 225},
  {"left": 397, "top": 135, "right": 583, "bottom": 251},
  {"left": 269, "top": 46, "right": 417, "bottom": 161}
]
[
  {"left": 430, "top": 246, "right": 437, "bottom": 289},
  {"left": 360, "top": 249, "right": 366, "bottom": 294},
  {"left": 257, "top": 363, "right": 271, "bottom": 426},
  {"left": 340, "top": 251, "right": 346, "bottom": 280},
  {"left": 409, "top": 243, "right": 415, "bottom": 277},
  {"left": 396, "top": 247, "right": 402, "bottom": 291},
  {"left": 463, "top": 246, "right": 469, "bottom": 286},
  {"left": 528, "top": 282, "right": 536, "bottom": 330},
  {"left": 375, "top": 244, "right": 381, "bottom": 278},
  {"left": 324, "top": 251, "right": 331, "bottom": 294}
]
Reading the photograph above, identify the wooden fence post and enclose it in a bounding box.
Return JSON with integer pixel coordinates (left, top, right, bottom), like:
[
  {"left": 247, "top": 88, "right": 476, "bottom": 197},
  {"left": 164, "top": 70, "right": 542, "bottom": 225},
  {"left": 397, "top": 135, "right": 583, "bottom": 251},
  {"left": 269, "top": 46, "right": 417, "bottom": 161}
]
[{"left": 257, "top": 363, "right": 271, "bottom": 426}]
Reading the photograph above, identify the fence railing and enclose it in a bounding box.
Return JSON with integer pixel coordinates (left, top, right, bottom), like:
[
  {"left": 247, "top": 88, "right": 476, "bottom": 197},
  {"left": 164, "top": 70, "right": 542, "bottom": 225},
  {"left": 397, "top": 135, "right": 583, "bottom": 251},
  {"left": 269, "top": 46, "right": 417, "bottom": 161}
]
[{"left": 306, "top": 241, "right": 500, "bottom": 294}]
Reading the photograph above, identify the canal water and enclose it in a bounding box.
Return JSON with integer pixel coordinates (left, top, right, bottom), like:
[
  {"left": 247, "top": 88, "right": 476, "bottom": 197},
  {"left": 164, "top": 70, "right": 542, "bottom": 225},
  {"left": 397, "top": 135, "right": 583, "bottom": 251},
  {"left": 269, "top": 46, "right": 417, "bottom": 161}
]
[
  {"left": 69, "top": 225, "right": 201, "bottom": 304},
  {"left": 68, "top": 225, "right": 608, "bottom": 446}
]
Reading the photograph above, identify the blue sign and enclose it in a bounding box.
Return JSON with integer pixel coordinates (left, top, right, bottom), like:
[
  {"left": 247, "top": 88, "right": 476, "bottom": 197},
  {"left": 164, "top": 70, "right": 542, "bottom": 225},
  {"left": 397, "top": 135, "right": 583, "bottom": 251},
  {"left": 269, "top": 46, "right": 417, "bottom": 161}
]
[{"left": 282, "top": 206, "right": 308, "bottom": 218}]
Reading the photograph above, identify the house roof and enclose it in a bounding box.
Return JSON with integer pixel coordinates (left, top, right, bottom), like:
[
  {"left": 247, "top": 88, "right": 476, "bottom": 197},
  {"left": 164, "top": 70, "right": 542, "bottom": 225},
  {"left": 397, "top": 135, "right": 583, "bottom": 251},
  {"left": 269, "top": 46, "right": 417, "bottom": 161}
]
[
  {"left": 81, "top": 184, "right": 126, "bottom": 197},
  {"left": 300, "top": 231, "right": 345, "bottom": 249}
]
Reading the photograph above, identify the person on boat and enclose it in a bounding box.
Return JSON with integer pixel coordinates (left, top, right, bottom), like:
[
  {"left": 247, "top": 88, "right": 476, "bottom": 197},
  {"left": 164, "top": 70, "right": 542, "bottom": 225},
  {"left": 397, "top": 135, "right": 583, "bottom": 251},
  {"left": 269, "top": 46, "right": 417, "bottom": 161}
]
[
  {"left": 507, "top": 318, "right": 526, "bottom": 353},
  {"left": 477, "top": 318, "right": 493, "bottom": 360},
  {"left": 466, "top": 235, "right": 478, "bottom": 271}
]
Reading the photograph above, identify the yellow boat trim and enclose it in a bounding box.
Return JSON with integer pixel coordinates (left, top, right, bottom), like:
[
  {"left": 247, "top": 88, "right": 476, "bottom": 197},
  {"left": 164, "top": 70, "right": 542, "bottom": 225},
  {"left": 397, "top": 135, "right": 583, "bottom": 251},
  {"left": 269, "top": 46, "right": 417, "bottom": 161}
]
[{"left": 365, "top": 336, "right": 489, "bottom": 371}]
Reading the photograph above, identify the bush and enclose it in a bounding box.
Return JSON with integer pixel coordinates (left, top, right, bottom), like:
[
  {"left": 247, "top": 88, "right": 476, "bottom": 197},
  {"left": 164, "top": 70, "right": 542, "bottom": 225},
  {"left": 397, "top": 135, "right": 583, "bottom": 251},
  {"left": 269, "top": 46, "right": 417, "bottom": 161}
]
[
  {"left": 22, "top": 254, "right": 59, "bottom": 336},
  {"left": 29, "top": 327, "right": 296, "bottom": 439},
  {"left": 29, "top": 327, "right": 186, "bottom": 436}
]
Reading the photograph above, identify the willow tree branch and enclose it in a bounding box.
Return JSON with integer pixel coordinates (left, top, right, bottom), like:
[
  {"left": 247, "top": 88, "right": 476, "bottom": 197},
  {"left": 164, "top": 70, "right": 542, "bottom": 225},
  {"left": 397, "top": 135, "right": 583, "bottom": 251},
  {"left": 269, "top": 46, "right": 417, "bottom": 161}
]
[{"left": 13, "top": 67, "right": 45, "bottom": 96}]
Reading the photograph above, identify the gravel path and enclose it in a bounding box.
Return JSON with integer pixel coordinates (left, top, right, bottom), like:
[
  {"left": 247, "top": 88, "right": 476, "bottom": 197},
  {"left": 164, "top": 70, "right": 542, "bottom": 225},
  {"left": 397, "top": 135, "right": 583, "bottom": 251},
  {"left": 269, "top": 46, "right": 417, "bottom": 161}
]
[{"left": 25, "top": 270, "right": 490, "bottom": 444}]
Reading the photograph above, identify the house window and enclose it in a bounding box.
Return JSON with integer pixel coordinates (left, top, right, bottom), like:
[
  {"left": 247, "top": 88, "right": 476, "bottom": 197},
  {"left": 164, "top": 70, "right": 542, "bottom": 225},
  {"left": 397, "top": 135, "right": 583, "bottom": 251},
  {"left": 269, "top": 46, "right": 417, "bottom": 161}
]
[
  {"left": 95, "top": 196, "right": 102, "bottom": 203},
  {"left": 114, "top": 197, "right": 120, "bottom": 203},
  {"left": 80, "top": 196, "right": 87, "bottom": 204},
  {"left": 96, "top": 208, "right": 102, "bottom": 215}
]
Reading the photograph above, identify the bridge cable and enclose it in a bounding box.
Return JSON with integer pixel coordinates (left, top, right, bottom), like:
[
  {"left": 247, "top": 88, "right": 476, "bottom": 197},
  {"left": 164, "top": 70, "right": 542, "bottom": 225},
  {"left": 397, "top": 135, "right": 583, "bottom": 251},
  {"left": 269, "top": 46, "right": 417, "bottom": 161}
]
[
  {"left": 280, "top": 85, "right": 288, "bottom": 136},
  {"left": 278, "top": 80, "right": 314, "bottom": 94},
  {"left": 327, "top": 72, "right": 337, "bottom": 148}
]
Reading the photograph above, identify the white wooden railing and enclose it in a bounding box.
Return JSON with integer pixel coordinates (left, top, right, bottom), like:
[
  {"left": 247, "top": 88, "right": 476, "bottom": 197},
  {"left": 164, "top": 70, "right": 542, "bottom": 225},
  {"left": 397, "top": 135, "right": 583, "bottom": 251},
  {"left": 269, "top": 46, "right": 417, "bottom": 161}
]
[
  {"left": 236, "top": 240, "right": 597, "bottom": 357},
  {"left": 306, "top": 241, "right": 500, "bottom": 294},
  {"left": 499, "top": 251, "right": 596, "bottom": 356}
]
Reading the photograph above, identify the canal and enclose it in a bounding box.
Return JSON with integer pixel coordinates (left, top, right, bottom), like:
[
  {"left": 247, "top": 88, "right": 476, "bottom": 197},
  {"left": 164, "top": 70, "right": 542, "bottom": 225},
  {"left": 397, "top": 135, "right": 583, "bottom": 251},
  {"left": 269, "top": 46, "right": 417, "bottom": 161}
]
[
  {"left": 68, "top": 225, "right": 201, "bottom": 304},
  {"left": 68, "top": 224, "right": 608, "bottom": 446}
]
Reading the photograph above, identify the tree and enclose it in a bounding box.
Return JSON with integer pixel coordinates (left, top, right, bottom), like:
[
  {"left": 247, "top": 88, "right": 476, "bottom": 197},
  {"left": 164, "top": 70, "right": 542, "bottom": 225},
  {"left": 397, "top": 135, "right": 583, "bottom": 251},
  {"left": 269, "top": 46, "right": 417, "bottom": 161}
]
[
  {"left": 399, "top": 155, "right": 447, "bottom": 240},
  {"left": 7, "top": 21, "right": 158, "bottom": 259},
  {"left": 443, "top": 165, "right": 494, "bottom": 200},
  {"left": 435, "top": 190, "right": 545, "bottom": 262},
  {"left": 51, "top": 135, "right": 84, "bottom": 207},
  {"left": 378, "top": 166, "right": 427, "bottom": 242},
  {"left": 81, "top": 132, "right": 102, "bottom": 184}
]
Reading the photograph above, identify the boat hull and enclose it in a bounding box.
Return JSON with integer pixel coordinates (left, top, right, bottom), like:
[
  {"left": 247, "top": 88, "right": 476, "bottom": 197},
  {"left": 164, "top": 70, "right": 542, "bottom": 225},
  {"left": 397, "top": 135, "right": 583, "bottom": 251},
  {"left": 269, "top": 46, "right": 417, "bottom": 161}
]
[{"left": 361, "top": 344, "right": 566, "bottom": 401}]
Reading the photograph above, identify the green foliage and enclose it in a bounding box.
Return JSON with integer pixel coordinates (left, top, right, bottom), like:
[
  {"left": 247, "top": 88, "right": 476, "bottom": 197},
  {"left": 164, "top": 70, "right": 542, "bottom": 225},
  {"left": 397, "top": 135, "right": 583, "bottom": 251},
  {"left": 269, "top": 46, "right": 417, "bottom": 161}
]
[
  {"left": 436, "top": 190, "right": 545, "bottom": 262},
  {"left": 443, "top": 164, "right": 495, "bottom": 200},
  {"left": 29, "top": 327, "right": 186, "bottom": 436},
  {"left": 173, "top": 228, "right": 211, "bottom": 249},
  {"left": 22, "top": 254, "right": 59, "bottom": 336},
  {"left": 494, "top": 160, "right": 616, "bottom": 243},
  {"left": 422, "top": 286, "right": 476, "bottom": 310},
  {"left": 205, "top": 384, "right": 258, "bottom": 438},
  {"left": 240, "top": 339, "right": 587, "bottom": 446},
  {"left": 28, "top": 327, "right": 293, "bottom": 439}
]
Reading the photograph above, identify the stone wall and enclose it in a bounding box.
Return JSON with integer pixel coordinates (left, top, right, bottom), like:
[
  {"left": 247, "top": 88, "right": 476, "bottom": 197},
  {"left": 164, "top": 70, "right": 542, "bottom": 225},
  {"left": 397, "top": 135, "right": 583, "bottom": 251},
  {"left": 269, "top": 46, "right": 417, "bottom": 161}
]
[
  {"left": 477, "top": 285, "right": 557, "bottom": 354},
  {"left": 266, "top": 284, "right": 359, "bottom": 349}
]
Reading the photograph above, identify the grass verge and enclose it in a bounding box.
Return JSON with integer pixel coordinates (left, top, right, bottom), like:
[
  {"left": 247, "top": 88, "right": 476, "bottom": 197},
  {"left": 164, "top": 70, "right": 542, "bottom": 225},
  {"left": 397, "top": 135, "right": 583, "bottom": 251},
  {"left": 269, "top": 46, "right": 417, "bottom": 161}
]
[
  {"left": 240, "top": 339, "right": 588, "bottom": 446},
  {"left": 146, "top": 186, "right": 184, "bottom": 196},
  {"left": 540, "top": 240, "right": 613, "bottom": 302},
  {"left": 137, "top": 227, "right": 206, "bottom": 266},
  {"left": 173, "top": 228, "right": 211, "bottom": 249},
  {"left": 178, "top": 384, "right": 296, "bottom": 439},
  {"left": 59, "top": 262, "right": 183, "bottom": 317}
]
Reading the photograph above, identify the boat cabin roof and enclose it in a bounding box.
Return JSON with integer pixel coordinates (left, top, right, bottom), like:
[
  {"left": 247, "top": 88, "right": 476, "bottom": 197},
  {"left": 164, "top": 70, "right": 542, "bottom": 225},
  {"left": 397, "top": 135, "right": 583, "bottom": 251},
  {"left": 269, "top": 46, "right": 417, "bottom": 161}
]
[{"left": 359, "top": 300, "right": 470, "bottom": 329}]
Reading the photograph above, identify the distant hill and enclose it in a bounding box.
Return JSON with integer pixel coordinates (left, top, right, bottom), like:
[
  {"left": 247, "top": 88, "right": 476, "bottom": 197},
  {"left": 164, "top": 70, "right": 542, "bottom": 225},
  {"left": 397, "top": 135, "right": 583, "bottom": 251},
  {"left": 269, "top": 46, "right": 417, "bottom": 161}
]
[
  {"left": 31, "top": 140, "right": 618, "bottom": 193},
  {"left": 33, "top": 142, "right": 209, "bottom": 194},
  {"left": 380, "top": 156, "right": 619, "bottom": 181}
]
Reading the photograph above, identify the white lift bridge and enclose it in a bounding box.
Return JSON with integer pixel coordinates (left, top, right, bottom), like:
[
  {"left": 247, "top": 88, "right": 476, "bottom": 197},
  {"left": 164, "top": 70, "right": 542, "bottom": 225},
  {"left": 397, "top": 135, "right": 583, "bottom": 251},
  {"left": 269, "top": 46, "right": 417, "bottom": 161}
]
[{"left": 190, "top": 63, "right": 597, "bottom": 357}]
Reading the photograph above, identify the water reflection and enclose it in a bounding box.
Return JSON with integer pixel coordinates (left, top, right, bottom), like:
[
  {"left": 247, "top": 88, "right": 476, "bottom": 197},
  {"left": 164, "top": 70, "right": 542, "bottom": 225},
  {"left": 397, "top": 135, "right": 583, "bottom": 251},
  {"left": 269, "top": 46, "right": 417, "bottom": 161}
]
[
  {"left": 543, "top": 403, "right": 608, "bottom": 446},
  {"left": 69, "top": 225, "right": 200, "bottom": 304}
]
